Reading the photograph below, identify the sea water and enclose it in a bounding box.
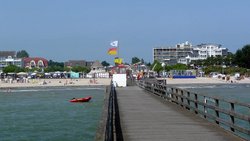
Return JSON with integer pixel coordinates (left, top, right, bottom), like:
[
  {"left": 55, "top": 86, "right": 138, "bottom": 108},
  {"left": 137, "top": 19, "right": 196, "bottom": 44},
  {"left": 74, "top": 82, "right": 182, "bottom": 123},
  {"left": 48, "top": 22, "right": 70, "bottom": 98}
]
[
  {"left": 0, "top": 87, "right": 104, "bottom": 141},
  {"left": 178, "top": 84, "right": 250, "bottom": 103},
  {"left": 176, "top": 83, "right": 250, "bottom": 140}
]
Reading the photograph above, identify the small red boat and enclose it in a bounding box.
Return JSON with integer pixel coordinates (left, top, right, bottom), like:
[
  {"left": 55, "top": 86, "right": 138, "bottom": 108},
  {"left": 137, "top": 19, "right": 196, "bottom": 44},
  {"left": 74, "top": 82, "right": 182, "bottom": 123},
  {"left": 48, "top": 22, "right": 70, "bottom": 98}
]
[{"left": 69, "top": 96, "right": 92, "bottom": 102}]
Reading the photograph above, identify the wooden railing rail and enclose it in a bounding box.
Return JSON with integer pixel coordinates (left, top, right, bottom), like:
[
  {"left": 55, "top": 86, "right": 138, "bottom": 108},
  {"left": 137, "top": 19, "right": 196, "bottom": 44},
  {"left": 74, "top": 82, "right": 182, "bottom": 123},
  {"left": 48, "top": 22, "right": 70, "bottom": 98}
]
[
  {"left": 104, "top": 81, "right": 123, "bottom": 141},
  {"left": 137, "top": 79, "right": 250, "bottom": 140}
]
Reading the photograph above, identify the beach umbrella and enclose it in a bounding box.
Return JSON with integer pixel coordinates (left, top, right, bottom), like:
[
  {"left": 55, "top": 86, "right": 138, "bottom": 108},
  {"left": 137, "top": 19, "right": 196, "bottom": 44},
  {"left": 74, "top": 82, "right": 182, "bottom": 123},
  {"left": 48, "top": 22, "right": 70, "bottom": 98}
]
[
  {"left": 17, "top": 72, "right": 28, "bottom": 76},
  {"left": 55, "top": 71, "right": 61, "bottom": 74},
  {"left": 31, "top": 72, "right": 37, "bottom": 76},
  {"left": 45, "top": 73, "right": 51, "bottom": 75}
]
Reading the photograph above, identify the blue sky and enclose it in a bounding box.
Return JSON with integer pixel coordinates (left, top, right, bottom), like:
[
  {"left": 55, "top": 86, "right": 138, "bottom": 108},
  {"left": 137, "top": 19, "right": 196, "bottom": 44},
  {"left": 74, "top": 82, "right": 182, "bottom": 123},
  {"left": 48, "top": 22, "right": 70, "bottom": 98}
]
[{"left": 0, "top": 0, "right": 250, "bottom": 64}]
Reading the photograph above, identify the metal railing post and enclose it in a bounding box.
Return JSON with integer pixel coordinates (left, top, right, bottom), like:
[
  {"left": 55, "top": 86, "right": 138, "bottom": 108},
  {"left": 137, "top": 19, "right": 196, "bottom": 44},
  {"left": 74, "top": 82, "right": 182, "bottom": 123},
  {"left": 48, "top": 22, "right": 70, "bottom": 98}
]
[
  {"left": 215, "top": 99, "right": 220, "bottom": 125},
  {"left": 230, "top": 102, "right": 235, "bottom": 132}
]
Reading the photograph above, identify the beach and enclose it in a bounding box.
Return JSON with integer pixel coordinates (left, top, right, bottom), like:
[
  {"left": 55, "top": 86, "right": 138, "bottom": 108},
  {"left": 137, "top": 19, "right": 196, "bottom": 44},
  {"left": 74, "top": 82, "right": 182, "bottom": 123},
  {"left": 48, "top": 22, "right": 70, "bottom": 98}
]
[
  {"left": 1, "top": 77, "right": 250, "bottom": 89},
  {"left": 161, "top": 77, "right": 250, "bottom": 85},
  {"left": 0, "top": 78, "right": 111, "bottom": 88}
]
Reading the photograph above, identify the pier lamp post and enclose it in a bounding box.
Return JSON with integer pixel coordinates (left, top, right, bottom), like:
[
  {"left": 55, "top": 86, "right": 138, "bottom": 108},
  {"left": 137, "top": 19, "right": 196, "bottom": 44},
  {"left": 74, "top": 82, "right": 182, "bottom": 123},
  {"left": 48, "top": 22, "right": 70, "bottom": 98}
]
[
  {"left": 161, "top": 62, "right": 166, "bottom": 77},
  {"left": 222, "top": 62, "right": 226, "bottom": 74},
  {"left": 161, "top": 62, "right": 167, "bottom": 84}
]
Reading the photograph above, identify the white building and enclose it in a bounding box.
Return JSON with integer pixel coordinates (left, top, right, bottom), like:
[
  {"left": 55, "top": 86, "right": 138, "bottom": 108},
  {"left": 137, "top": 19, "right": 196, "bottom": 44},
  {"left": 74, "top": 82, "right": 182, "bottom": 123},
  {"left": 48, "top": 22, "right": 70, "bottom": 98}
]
[
  {"left": 192, "top": 43, "right": 228, "bottom": 60},
  {"left": 87, "top": 61, "right": 109, "bottom": 78},
  {"left": 153, "top": 42, "right": 228, "bottom": 65},
  {"left": 0, "top": 56, "right": 22, "bottom": 72},
  {"left": 153, "top": 41, "right": 193, "bottom": 65}
]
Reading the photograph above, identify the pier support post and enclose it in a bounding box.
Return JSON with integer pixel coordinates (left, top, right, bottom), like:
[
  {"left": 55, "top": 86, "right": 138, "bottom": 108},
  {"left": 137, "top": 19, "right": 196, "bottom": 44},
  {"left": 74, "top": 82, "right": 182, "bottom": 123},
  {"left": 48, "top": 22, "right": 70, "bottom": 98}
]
[
  {"left": 194, "top": 94, "right": 198, "bottom": 114},
  {"left": 215, "top": 99, "right": 220, "bottom": 125},
  {"left": 230, "top": 102, "right": 235, "bottom": 132}
]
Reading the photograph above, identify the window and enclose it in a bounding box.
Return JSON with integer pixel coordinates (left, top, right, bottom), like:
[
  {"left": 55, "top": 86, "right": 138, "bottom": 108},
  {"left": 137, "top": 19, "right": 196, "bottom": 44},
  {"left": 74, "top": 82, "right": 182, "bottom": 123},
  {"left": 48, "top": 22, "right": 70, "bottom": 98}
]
[
  {"left": 30, "top": 60, "right": 36, "bottom": 68},
  {"left": 38, "top": 60, "right": 44, "bottom": 67}
]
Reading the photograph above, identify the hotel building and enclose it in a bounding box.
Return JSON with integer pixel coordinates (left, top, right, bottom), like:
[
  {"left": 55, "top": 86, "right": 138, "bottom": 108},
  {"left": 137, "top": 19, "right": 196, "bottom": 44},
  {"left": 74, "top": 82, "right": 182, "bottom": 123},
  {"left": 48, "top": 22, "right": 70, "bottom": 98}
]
[
  {"left": 153, "top": 42, "right": 228, "bottom": 65},
  {"left": 0, "top": 51, "right": 22, "bottom": 72}
]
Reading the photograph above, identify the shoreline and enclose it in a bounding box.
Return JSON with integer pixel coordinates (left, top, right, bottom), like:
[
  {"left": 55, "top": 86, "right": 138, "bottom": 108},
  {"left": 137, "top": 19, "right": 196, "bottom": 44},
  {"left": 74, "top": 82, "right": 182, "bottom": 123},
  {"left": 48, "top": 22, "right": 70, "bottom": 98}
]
[
  {"left": 0, "top": 85, "right": 107, "bottom": 90},
  {"left": 165, "top": 77, "right": 250, "bottom": 85},
  {"left": 1, "top": 77, "right": 250, "bottom": 89},
  {"left": 0, "top": 78, "right": 111, "bottom": 89}
]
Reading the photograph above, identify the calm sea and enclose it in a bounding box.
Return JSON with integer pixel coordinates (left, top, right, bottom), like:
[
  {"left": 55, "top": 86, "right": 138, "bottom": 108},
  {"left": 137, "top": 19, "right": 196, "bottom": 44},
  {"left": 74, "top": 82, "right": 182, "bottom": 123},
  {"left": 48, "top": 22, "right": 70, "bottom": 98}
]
[
  {"left": 177, "top": 84, "right": 250, "bottom": 103},
  {"left": 175, "top": 83, "right": 250, "bottom": 140},
  {"left": 0, "top": 87, "right": 105, "bottom": 141}
]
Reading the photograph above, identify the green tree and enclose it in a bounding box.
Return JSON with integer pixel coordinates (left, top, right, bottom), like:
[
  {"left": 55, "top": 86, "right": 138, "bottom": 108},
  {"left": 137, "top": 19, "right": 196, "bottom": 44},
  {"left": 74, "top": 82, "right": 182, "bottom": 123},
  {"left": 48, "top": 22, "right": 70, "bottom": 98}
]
[
  {"left": 224, "top": 52, "right": 234, "bottom": 66},
  {"left": 151, "top": 60, "right": 163, "bottom": 76},
  {"left": 101, "top": 61, "right": 110, "bottom": 67},
  {"left": 172, "top": 63, "right": 188, "bottom": 70},
  {"left": 234, "top": 44, "right": 250, "bottom": 68},
  {"left": 140, "top": 58, "right": 144, "bottom": 64},
  {"left": 132, "top": 57, "right": 140, "bottom": 64},
  {"left": 63, "top": 67, "right": 71, "bottom": 72},
  {"left": 71, "top": 66, "right": 90, "bottom": 73},
  {"left": 3, "top": 65, "right": 24, "bottom": 73},
  {"left": 16, "top": 50, "right": 29, "bottom": 58},
  {"left": 48, "top": 60, "right": 64, "bottom": 68},
  {"left": 164, "top": 64, "right": 188, "bottom": 72},
  {"left": 214, "top": 55, "right": 223, "bottom": 65},
  {"left": 44, "top": 66, "right": 64, "bottom": 72},
  {"left": 44, "top": 60, "right": 64, "bottom": 72},
  {"left": 204, "top": 56, "right": 216, "bottom": 66},
  {"left": 146, "top": 62, "right": 151, "bottom": 67}
]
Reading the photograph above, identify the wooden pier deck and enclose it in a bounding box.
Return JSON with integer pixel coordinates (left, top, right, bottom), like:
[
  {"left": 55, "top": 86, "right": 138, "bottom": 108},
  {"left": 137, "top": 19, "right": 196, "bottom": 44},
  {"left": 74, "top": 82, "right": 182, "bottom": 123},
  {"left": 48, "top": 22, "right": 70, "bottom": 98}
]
[{"left": 116, "top": 86, "right": 243, "bottom": 141}]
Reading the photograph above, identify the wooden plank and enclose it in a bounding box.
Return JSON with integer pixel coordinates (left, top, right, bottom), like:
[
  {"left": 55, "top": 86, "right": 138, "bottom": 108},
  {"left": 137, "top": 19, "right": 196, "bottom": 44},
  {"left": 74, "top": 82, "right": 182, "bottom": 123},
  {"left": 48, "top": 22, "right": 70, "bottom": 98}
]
[{"left": 116, "top": 86, "right": 244, "bottom": 141}]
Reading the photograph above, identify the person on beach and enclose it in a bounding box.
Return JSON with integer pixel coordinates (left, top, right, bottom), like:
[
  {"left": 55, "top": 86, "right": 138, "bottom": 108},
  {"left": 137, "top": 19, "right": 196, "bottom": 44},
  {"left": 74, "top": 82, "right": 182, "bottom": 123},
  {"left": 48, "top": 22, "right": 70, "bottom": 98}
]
[{"left": 7, "top": 88, "right": 11, "bottom": 93}]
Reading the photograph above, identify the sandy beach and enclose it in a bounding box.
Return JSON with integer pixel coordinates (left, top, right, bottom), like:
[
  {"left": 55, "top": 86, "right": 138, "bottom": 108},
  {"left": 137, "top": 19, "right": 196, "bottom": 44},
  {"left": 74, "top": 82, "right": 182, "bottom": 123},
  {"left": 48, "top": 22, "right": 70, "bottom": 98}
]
[
  {"left": 1, "top": 77, "right": 250, "bottom": 89},
  {"left": 0, "top": 78, "right": 111, "bottom": 88},
  {"left": 166, "top": 77, "right": 250, "bottom": 84}
]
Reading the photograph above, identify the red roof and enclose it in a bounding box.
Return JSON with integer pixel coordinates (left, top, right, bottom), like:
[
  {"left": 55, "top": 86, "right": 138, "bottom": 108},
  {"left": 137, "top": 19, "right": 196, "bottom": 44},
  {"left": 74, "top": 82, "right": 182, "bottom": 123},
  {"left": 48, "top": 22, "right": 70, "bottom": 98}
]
[{"left": 23, "top": 57, "right": 48, "bottom": 66}]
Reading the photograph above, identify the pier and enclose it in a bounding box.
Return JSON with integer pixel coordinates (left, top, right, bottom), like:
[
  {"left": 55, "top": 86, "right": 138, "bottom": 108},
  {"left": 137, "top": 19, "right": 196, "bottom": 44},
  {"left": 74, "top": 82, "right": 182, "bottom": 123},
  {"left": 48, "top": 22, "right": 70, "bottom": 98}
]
[
  {"left": 116, "top": 86, "right": 244, "bottom": 141},
  {"left": 96, "top": 80, "right": 249, "bottom": 141}
]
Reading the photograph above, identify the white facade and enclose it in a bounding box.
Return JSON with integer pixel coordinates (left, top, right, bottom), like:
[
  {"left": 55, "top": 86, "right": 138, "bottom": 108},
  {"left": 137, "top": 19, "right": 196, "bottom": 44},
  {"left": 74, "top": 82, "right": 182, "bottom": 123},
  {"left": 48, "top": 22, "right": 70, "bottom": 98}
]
[
  {"left": 154, "top": 42, "right": 228, "bottom": 65},
  {"left": 0, "top": 56, "right": 22, "bottom": 72},
  {"left": 192, "top": 44, "right": 228, "bottom": 60}
]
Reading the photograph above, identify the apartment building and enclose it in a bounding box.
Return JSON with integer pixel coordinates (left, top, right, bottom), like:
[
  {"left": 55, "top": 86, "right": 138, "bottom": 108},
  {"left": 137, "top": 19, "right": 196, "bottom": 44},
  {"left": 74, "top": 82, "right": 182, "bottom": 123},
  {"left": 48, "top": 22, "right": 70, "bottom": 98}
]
[
  {"left": 153, "top": 42, "right": 228, "bottom": 65},
  {"left": 153, "top": 41, "right": 193, "bottom": 65},
  {"left": 0, "top": 51, "right": 22, "bottom": 72}
]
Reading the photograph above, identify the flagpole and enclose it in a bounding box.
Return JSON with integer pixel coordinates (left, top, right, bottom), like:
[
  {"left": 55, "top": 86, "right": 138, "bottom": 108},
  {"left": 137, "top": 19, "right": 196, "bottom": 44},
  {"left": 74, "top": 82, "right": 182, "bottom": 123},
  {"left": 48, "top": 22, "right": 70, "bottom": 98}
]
[
  {"left": 115, "top": 41, "right": 119, "bottom": 66},
  {"left": 117, "top": 40, "right": 119, "bottom": 58},
  {"left": 110, "top": 40, "right": 120, "bottom": 65}
]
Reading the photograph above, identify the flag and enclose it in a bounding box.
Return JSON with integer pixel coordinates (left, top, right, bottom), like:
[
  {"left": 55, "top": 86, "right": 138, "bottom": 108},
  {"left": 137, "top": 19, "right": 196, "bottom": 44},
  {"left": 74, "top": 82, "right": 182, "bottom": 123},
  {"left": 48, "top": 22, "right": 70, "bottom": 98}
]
[
  {"left": 110, "top": 41, "right": 118, "bottom": 47},
  {"left": 107, "top": 48, "right": 117, "bottom": 55},
  {"left": 114, "top": 58, "right": 123, "bottom": 64}
]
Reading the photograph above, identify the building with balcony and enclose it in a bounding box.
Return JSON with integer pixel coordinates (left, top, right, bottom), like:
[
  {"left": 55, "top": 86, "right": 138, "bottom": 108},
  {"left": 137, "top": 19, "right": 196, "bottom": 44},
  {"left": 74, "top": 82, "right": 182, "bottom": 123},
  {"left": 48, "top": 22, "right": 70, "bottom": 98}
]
[
  {"left": 0, "top": 51, "right": 23, "bottom": 72},
  {"left": 0, "top": 51, "right": 16, "bottom": 58},
  {"left": 23, "top": 57, "right": 48, "bottom": 69},
  {"left": 0, "top": 56, "right": 22, "bottom": 72},
  {"left": 153, "top": 41, "right": 193, "bottom": 65},
  {"left": 192, "top": 43, "right": 228, "bottom": 60},
  {"left": 153, "top": 42, "right": 228, "bottom": 65}
]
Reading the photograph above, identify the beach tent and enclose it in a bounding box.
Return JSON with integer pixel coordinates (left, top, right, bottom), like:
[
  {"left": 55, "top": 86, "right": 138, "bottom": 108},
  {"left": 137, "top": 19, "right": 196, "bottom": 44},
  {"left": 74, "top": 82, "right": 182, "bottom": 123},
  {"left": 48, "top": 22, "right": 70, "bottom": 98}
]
[
  {"left": 45, "top": 72, "right": 51, "bottom": 75},
  {"left": 70, "top": 71, "right": 79, "bottom": 78},
  {"left": 55, "top": 71, "right": 61, "bottom": 74},
  {"left": 17, "top": 72, "right": 28, "bottom": 76},
  {"left": 31, "top": 72, "right": 37, "bottom": 76}
]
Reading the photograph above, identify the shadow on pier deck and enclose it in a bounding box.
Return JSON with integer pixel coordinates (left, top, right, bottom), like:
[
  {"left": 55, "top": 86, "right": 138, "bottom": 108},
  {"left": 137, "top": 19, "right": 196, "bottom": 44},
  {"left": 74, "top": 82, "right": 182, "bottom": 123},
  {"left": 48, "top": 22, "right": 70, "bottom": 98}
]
[{"left": 116, "top": 86, "right": 243, "bottom": 141}]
